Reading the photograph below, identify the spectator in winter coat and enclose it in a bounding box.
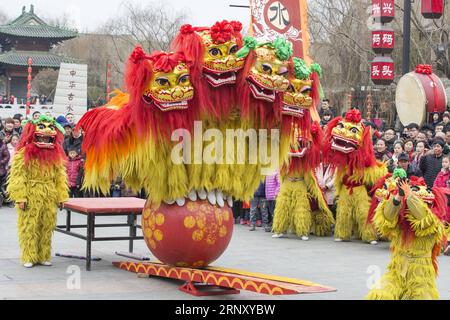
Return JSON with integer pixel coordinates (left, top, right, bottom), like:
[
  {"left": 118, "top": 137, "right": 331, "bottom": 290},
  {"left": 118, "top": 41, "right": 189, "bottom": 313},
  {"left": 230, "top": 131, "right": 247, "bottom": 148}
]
[
  {"left": 265, "top": 172, "right": 280, "bottom": 224},
  {"left": 0, "top": 118, "right": 16, "bottom": 144},
  {"left": 397, "top": 152, "right": 418, "bottom": 178},
  {"left": 249, "top": 181, "right": 270, "bottom": 232},
  {"left": 63, "top": 127, "right": 83, "bottom": 156},
  {"left": 420, "top": 139, "right": 444, "bottom": 188},
  {"left": 66, "top": 148, "right": 84, "bottom": 198},
  {"left": 0, "top": 139, "right": 10, "bottom": 189},
  {"left": 410, "top": 141, "right": 428, "bottom": 176},
  {"left": 316, "top": 162, "right": 337, "bottom": 217},
  {"left": 7, "top": 134, "right": 19, "bottom": 168},
  {"left": 433, "top": 155, "right": 450, "bottom": 188}
]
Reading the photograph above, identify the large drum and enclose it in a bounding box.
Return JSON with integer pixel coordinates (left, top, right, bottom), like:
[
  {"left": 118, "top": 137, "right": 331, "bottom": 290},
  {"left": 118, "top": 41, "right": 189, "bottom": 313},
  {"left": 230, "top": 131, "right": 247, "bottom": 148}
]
[{"left": 395, "top": 65, "right": 447, "bottom": 126}]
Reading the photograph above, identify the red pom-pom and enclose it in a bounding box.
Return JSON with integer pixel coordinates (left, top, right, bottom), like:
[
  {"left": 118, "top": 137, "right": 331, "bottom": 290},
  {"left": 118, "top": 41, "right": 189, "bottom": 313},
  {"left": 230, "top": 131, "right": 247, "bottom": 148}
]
[
  {"left": 129, "top": 46, "right": 146, "bottom": 64},
  {"left": 210, "top": 20, "right": 233, "bottom": 43},
  {"left": 409, "top": 176, "right": 426, "bottom": 187},
  {"left": 180, "top": 24, "right": 194, "bottom": 35},
  {"left": 345, "top": 109, "right": 362, "bottom": 123},
  {"left": 149, "top": 51, "right": 185, "bottom": 73},
  {"left": 415, "top": 64, "right": 433, "bottom": 75},
  {"left": 230, "top": 21, "right": 243, "bottom": 32}
]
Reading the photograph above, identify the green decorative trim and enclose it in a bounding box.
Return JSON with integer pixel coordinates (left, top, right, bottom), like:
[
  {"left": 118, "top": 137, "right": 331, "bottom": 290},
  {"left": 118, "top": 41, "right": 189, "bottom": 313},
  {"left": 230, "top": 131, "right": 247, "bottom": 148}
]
[
  {"left": 393, "top": 168, "right": 407, "bottom": 179},
  {"left": 23, "top": 115, "right": 65, "bottom": 134},
  {"left": 236, "top": 36, "right": 293, "bottom": 61},
  {"left": 293, "top": 57, "right": 311, "bottom": 80},
  {"left": 310, "top": 63, "right": 323, "bottom": 78},
  {"left": 236, "top": 36, "right": 258, "bottom": 58},
  {"left": 272, "top": 37, "right": 293, "bottom": 61}
]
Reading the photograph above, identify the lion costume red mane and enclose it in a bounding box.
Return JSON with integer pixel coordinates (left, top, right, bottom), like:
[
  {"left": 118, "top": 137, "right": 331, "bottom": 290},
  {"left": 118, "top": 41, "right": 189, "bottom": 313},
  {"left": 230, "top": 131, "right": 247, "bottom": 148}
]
[
  {"left": 78, "top": 47, "right": 194, "bottom": 157},
  {"left": 171, "top": 20, "right": 243, "bottom": 120},
  {"left": 323, "top": 111, "right": 377, "bottom": 173},
  {"left": 17, "top": 122, "right": 66, "bottom": 166}
]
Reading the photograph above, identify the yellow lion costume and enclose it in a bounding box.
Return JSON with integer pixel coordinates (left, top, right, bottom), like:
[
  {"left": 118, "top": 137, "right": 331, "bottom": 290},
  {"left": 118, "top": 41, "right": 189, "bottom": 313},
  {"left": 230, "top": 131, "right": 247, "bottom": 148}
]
[
  {"left": 273, "top": 58, "right": 334, "bottom": 239},
  {"left": 366, "top": 176, "right": 447, "bottom": 299},
  {"left": 7, "top": 116, "right": 68, "bottom": 267}
]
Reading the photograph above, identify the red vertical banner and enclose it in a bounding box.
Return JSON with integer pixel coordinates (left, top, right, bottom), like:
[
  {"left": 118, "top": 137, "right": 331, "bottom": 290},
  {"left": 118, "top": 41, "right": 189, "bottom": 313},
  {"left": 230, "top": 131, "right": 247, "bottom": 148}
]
[
  {"left": 249, "top": 0, "right": 311, "bottom": 63},
  {"left": 26, "top": 57, "right": 33, "bottom": 118}
]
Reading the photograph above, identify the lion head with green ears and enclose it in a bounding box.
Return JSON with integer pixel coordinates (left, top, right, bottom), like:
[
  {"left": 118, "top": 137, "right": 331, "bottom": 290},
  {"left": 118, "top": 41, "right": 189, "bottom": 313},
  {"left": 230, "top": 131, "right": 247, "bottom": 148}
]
[{"left": 237, "top": 37, "right": 293, "bottom": 102}]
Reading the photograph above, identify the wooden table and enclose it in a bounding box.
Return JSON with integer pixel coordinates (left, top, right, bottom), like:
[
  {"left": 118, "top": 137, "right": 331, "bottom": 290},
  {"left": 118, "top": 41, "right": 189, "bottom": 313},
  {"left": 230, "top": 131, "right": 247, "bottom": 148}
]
[{"left": 56, "top": 197, "right": 146, "bottom": 271}]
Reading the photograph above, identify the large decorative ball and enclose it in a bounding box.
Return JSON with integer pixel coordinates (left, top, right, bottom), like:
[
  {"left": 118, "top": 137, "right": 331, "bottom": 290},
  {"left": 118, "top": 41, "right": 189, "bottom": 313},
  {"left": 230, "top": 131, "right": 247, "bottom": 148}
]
[{"left": 142, "top": 199, "right": 234, "bottom": 268}]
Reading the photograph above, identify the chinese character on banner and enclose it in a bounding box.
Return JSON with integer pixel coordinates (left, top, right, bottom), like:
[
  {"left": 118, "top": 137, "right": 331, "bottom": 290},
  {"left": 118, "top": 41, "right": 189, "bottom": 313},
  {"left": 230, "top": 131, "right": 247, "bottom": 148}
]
[
  {"left": 250, "top": 0, "right": 311, "bottom": 61},
  {"left": 372, "top": 33, "right": 381, "bottom": 46},
  {"left": 69, "top": 81, "right": 76, "bottom": 89},
  {"left": 371, "top": 56, "right": 394, "bottom": 85},
  {"left": 372, "top": 28, "right": 394, "bottom": 54},
  {"left": 372, "top": 65, "right": 381, "bottom": 77},
  {"left": 372, "top": 0, "right": 395, "bottom": 23}
]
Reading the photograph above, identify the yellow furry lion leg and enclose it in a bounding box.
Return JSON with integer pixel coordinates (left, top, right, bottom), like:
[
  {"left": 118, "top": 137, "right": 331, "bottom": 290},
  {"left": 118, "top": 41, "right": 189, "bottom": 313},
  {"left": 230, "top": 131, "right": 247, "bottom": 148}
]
[
  {"left": 37, "top": 205, "right": 58, "bottom": 263},
  {"left": 291, "top": 180, "right": 312, "bottom": 237},
  {"left": 334, "top": 190, "right": 354, "bottom": 240},
  {"left": 312, "top": 210, "right": 334, "bottom": 237},
  {"left": 272, "top": 181, "right": 294, "bottom": 234},
  {"left": 366, "top": 270, "right": 401, "bottom": 300},
  {"left": 17, "top": 208, "right": 41, "bottom": 264},
  {"left": 353, "top": 187, "right": 377, "bottom": 242}
]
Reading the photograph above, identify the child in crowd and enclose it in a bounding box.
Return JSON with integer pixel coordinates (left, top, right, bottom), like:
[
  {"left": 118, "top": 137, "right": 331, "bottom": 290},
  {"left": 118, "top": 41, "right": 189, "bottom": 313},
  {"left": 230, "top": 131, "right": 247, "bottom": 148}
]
[
  {"left": 7, "top": 134, "right": 19, "bottom": 169},
  {"left": 434, "top": 155, "right": 450, "bottom": 188},
  {"left": 265, "top": 172, "right": 280, "bottom": 225},
  {"left": 240, "top": 200, "right": 251, "bottom": 225},
  {"left": 66, "top": 148, "right": 84, "bottom": 198}
]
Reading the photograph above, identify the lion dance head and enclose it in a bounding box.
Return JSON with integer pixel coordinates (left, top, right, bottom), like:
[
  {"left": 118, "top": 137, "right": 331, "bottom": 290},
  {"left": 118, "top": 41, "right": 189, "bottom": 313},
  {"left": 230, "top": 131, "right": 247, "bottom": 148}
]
[{"left": 17, "top": 115, "right": 66, "bottom": 165}]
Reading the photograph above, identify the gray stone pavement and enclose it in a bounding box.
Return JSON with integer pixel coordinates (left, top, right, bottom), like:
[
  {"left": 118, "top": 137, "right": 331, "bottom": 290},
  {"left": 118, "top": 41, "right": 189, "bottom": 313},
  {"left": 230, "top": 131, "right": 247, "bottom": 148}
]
[{"left": 1, "top": 205, "right": 449, "bottom": 300}]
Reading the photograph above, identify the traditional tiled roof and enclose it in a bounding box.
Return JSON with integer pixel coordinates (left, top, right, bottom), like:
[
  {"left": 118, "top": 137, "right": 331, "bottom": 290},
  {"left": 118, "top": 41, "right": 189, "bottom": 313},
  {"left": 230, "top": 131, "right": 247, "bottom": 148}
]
[
  {"left": 0, "top": 5, "right": 77, "bottom": 40},
  {"left": 0, "top": 50, "right": 79, "bottom": 68}
]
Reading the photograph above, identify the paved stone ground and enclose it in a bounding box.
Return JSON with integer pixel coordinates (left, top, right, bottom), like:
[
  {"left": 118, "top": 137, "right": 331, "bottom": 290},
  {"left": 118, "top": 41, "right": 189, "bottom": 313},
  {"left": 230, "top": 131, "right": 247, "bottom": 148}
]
[{"left": 1, "top": 206, "right": 449, "bottom": 300}]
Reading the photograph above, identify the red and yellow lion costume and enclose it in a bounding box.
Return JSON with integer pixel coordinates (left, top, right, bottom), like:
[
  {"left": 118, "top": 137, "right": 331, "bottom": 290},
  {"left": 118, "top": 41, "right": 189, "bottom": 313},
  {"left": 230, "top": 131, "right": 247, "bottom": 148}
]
[{"left": 323, "top": 109, "right": 387, "bottom": 244}]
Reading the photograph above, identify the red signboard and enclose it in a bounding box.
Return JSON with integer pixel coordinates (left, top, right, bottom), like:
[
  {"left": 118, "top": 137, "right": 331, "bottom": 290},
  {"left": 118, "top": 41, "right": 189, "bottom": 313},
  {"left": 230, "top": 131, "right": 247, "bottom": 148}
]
[
  {"left": 372, "top": 28, "right": 395, "bottom": 54},
  {"left": 250, "top": 0, "right": 310, "bottom": 61},
  {"left": 371, "top": 56, "right": 394, "bottom": 85},
  {"left": 421, "top": 0, "right": 444, "bottom": 19},
  {"left": 372, "top": 0, "right": 395, "bottom": 23}
]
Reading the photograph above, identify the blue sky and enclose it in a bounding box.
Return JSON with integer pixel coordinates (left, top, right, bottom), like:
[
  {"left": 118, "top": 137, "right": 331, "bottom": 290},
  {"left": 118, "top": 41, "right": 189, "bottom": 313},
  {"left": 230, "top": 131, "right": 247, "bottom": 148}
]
[{"left": 1, "top": 0, "right": 252, "bottom": 32}]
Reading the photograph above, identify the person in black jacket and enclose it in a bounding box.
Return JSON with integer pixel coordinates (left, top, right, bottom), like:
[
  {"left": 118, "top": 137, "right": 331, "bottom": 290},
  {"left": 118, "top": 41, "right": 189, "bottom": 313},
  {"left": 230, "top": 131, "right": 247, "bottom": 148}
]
[
  {"left": 419, "top": 139, "right": 444, "bottom": 188},
  {"left": 63, "top": 125, "right": 83, "bottom": 156}
]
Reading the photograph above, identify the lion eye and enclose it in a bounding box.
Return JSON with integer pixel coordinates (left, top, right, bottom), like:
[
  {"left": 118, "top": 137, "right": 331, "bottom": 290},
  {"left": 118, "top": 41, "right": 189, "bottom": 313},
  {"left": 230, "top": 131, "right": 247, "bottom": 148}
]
[
  {"left": 178, "top": 74, "right": 190, "bottom": 84},
  {"left": 38, "top": 124, "right": 45, "bottom": 130},
  {"left": 229, "top": 44, "right": 239, "bottom": 54},
  {"left": 337, "top": 123, "right": 344, "bottom": 129},
  {"left": 350, "top": 127, "right": 359, "bottom": 134},
  {"left": 156, "top": 78, "right": 170, "bottom": 86},
  {"left": 262, "top": 63, "right": 272, "bottom": 74},
  {"left": 49, "top": 125, "right": 56, "bottom": 131},
  {"left": 209, "top": 47, "right": 222, "bottom": 57}
]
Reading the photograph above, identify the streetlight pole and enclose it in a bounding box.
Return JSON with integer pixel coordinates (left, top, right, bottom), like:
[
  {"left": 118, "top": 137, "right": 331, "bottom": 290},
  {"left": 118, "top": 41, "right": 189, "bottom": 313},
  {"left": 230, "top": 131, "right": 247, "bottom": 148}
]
[{"left": 402, "top": 0, "right": 412, "bottom": 75}]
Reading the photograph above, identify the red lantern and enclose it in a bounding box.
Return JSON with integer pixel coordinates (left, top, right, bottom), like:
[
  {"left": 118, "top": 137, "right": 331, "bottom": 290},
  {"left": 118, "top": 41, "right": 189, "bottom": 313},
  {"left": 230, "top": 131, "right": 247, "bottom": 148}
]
[
  {"left": 421, "top": 0, "right": 443, "bottom": 19},
  {"left": 372, "top": 27, "right": 395, "bottom": 54},
  {"left": 372, "top": 0, "right": 395, "bottom": 23},
  {"left": 371, "top": 56, "right": 394, "bottom": 85}
]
